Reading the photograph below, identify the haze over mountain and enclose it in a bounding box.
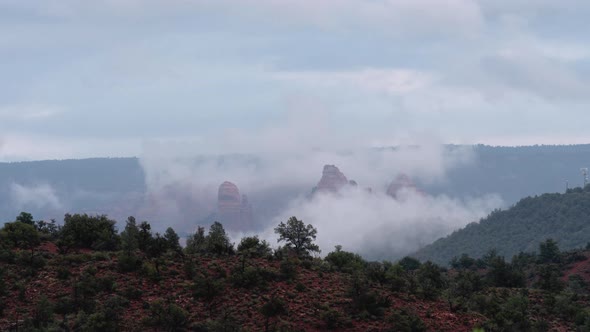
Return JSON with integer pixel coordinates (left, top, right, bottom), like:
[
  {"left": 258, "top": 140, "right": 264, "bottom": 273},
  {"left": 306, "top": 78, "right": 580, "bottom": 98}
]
[{"left": 2, "top": 144, "right": 589, "bottom": 260}]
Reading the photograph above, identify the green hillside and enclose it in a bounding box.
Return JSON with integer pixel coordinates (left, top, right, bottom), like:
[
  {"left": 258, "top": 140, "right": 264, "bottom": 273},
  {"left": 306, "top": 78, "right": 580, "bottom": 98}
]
[{"left": 413, "top": 187, "right": 590, "bottom": 265}]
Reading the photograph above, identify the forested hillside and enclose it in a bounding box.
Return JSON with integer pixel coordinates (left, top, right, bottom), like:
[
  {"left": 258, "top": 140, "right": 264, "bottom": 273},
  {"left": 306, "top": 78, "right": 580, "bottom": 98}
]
[
  {"left": 414, "top": 187, "right": 590, "bottom": 265},
  {"left": 1, "top": 213, "right": 589, "bottom": 331}
]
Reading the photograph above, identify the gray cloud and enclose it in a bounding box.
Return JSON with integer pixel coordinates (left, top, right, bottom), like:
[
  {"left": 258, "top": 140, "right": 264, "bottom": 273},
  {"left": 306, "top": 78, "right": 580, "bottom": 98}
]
[
  {"left": 481, "top": 52, "right": 590, "bottom": 101},
  {"left": 1, "top": 0, "right": 590, "bottom": 159}
]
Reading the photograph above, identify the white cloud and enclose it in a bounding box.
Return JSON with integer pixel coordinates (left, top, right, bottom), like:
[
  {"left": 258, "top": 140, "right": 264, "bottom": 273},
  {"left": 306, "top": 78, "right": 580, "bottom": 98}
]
[
  {"left": 10, "top": 183, "right": 62, "bottom": 210},
  {"left": 254, "top": 187, "right": 502, "bottom": 259}
]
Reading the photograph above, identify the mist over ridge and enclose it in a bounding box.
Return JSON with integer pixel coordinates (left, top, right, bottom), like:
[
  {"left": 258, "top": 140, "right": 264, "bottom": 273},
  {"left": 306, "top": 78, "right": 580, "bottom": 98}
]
[{"left": 2, "top": 144, "right": 590, "bottom": 260}]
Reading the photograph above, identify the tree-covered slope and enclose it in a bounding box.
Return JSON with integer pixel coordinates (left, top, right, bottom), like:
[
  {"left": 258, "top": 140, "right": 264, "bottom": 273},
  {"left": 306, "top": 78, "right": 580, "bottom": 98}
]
[{"left": 413, "top": 187, "right": 590, "bottom": 265}]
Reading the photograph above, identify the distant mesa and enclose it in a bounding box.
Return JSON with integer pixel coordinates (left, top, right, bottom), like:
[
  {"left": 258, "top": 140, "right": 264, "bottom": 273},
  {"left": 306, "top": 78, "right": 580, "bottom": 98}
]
[
  {"left": 387, "top": 174, "right": 424, "bottom": 199},
  {"left": 314, "top": 165, "right": 351, "bottom": 193},
  {"left": 217, "top": 181, "right": 253, "bottom": 231}
]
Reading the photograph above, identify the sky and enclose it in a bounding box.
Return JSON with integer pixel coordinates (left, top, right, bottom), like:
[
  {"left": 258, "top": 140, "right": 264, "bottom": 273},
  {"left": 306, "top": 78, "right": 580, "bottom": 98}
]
[{"left": 1, "top": 0, "right": 590, "bottom": 161}]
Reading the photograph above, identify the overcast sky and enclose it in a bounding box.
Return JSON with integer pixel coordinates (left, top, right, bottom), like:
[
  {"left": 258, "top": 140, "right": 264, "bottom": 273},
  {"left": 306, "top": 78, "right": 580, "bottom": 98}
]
[{"left": 1, "top": 0, "right": 590, "bottom": 161}]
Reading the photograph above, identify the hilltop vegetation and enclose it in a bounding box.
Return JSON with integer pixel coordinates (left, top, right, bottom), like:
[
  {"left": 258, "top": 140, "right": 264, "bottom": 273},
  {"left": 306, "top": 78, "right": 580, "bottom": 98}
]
[
  {"left": 414, "top": 186, "right": 590, "bottom": 266},
  {"left": 1, "top": 213, "right": 590, "bottom": 331}
]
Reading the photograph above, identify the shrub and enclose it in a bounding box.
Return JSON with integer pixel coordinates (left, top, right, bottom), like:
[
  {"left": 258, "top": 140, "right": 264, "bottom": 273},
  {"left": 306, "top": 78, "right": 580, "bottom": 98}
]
[
  {"left": 32, "top": 295, "right": 54, "bottom": 328},
  {"left": 398, "top": 257, "right": 421, "bottom": 271},
  {"left": 141, "top": 262, "right": 161, "bottom": 282},
  {"left": 295, "top": 282, "right": 306, "bottom": 292},
  {"left": 144, "top": 299, "right": 189, "bottom": 330},
  {"left": 237, "top": 236, "right": 272, "bottom": 258},
  {"left": 230, "top": 266, "right": 265, "bottom": 289},
  {"left": 482, "top": 294, "right": 531, "bottom": 331},
  {"left": 260, "top": 295, "right": 288, "bottom": 332},
  {"left": 54, "top": 296, "right": 76, "bottom": 316},
  {"left": 117, "top": 252, "right": 141, "bottom": 273},
  {"left": 192, "top": 272, "right": 226, "bottom": 316},
  {"left": 96, "top": 275, "right": 117, "bottom": 293},
  {"left": 0, "top": 268, "right": 5, "bottom": 296},
  {"left": 416, "top": 262, "right": 446, "bottom": 300},
  {"left": 385, "top": 263, "right": 412, "bottom": 293},
  {"left": 536, "top": 264, "right": 564, "bottom": 293},
  {"left": 280, "top": 258, "right": 299, "bottom": 281},
  {"left": 192, "top": 312, "right": 242, "bottom": 332},
  {"left": 122, "top": 285, "right": 143, "bottom": 300},
  {"left": 348, "top": 274, "right": 390, "bottom": 318},
  {"left": 56, "top": 266, "right": 71, "bottom": 280},
  {"left": 0, "top": 248, "right": 15, "bottom": 263},
  {"left": 59, "top": 213, "right": 120, "bottom": 251},
  {"left": 320, "top": 308, "right": 348, "bottom": 330},
  {"left": 325, "top": 245, "right": 366, "bottom": 274},
  {"left": 387, "top": 308, "right": 426, "bottom": 332}
]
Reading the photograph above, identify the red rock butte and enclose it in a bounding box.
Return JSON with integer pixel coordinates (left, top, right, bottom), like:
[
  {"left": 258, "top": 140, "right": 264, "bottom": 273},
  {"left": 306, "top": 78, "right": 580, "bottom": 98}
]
[
  {"left": 217, "top": 181, "right": 253, "bottom": 231},
  {"left": 316, "top": 165, "right": 349, "bottom": 193}
]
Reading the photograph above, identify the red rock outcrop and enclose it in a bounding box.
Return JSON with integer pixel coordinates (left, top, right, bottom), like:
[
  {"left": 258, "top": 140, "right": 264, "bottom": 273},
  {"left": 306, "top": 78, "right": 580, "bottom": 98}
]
[
  {"left": 315, "top": 165, "right": 349, "bottom": 193},
  {"left": 217, "top": 181, "right": 253, "bottom": 231}
]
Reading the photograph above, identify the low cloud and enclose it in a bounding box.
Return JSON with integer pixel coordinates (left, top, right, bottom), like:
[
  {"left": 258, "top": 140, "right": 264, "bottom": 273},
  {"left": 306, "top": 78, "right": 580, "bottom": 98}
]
[
  {"left": 10, "top": 183, "right": 62, "bottom": 210},
  {"left": 257, "top": 187, "right": 502, "bottom": 260},
  {"left": 137, "top": 121, "right": 499, "bottom": 259}
]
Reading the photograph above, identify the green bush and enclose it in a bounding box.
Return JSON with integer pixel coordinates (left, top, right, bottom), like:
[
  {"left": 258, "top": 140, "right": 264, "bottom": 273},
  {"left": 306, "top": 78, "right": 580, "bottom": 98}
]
[
  {"left": 295, "top": 282, "right": 306, "bottom": 292},
  {"left": 320, "top": 308, "right": 349, "bottom": 330},
  {"left": 56, "top": 266, "right": 71, "bottom": 280},
  {"left": 117, "top": 252, "right": 141, "bottom": 273},
  {"left": 0, "top": 248, "right": 15, "bottom": 263},
  {"left": 141, "top": 262, "right": 161, "bottom": 282},
  {"left": 280, "top": 258, "right": 298, "bottom": 281},
  {"left": 192, "top": 272, "right": 226, "bottom": 315},
  {"left": 260, "top": 295, "right": 288, "bottom": 332},
  {"left": 348, "top": 274, "right": 390, "bottom": 318},
  {"left": 325, "top": 246, "right": 366, "bottom": 274},
  {"left": 122, "top": 285, "right": 143, "bottom": 300},
  {"left": 54, "top": 296, "right": 76, "bottom": 316},
  {"left": 32, "top": 296, "right": 54, "bottom": 329},
  {"left": 0, "top": 268, "right": 6, "bottom": 296},
  {"left": 144, "top": 299, "right": 189, "bottom": 331},
  {"left": 416, "top": 261, "right": 446, "bottom": 300},
  {"left": 59, "top": 213, "right": 120, "bottom": 251},
  {"left": 387, "top": 308, "right": 426, "bottom": 332},
  {"left": 191, "top": 312, "right": 242, "bottom": 332},
  {"left": 0, "top": 298, "right": 5, "bottom": 317},
  {"left": 237, "top": 236, "right": 272, "bottom": 258},
  {"left": 230, "top": 266, "right": 266, "bottom": 289}
]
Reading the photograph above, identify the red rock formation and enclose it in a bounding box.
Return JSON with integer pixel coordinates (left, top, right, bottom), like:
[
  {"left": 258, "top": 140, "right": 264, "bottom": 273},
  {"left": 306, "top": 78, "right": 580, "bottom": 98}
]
[
  {"left": 387, "top": 174, "right": 424, "bottom": 198},
  {"left": 315, "top": 165, "right": 349, "bottom": 193},
  {"left": 218, "top": 181, "right": 242, "bottom": 228},
  {"left": 217, "top": 181, "right": 253, "bottom": 231}
]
